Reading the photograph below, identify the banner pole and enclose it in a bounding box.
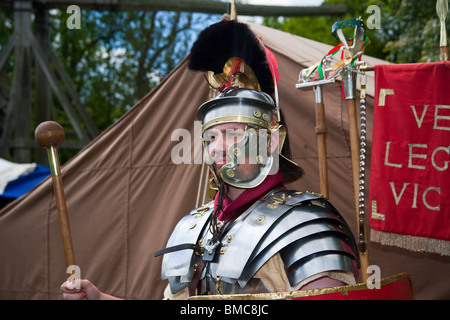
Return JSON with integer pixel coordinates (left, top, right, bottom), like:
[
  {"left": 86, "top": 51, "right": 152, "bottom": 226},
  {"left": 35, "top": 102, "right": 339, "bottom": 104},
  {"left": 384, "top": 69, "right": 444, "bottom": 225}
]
[
  {"left": 313, "top": 85, "right": 329, "bottom": 199},
  {"left": 296, "top": 79, "right": 336, "bottom": 199}
]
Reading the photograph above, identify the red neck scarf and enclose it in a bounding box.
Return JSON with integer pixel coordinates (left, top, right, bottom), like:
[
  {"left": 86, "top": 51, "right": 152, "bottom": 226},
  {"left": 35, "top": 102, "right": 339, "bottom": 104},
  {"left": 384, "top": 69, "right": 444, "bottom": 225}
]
[{"left": 214, "top": 172, "right": 285, "bottom": 221}]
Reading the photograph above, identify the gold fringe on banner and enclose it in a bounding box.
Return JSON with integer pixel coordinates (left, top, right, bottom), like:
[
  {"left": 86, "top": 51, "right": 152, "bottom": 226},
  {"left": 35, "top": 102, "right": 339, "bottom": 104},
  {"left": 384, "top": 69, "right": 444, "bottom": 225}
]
[{"left": 371, "top": 229, "right": 450, "bottom": 256}]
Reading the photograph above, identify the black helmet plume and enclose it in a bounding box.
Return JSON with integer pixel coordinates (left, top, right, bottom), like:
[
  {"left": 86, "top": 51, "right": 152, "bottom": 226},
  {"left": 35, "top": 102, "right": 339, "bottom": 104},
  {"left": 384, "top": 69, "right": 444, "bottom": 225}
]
[{"left": 188, "top": 20, "right": 274, "bottom": 96}]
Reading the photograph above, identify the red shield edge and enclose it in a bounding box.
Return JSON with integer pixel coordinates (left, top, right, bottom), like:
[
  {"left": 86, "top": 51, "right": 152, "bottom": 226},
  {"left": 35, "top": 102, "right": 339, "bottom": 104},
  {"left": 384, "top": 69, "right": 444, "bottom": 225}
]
[{"left": 188, "top": 273, "right": 413, "bottom": 300}]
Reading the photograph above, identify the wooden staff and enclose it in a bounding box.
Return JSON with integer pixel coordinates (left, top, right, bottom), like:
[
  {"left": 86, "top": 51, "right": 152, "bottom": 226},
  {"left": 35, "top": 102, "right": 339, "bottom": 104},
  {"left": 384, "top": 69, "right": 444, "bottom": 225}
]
[
  {"left": 342, "top": 69, "right": 370, "bottom": 282},
  {"left": 35, "top": 121, "right": 76, "bottom": 269},
  {"left": 313, "top": 85, "right": 329, "bottom": 198},
  {"left": 296, "top": 78, "right": 335, "bottom": 199}
]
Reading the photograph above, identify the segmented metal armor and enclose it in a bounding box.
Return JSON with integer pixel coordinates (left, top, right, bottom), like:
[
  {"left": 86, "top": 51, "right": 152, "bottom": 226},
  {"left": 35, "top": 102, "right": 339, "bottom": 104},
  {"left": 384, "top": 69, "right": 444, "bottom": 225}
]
[{"left": 160, "top": 189, "right": 359, "bottom": 296}]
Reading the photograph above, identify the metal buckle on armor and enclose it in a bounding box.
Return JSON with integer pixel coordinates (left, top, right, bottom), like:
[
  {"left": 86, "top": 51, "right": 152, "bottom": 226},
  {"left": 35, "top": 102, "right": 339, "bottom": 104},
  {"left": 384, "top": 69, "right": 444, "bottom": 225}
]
[
  {"left": 194, "top": 206, "right": 209, "bottom": 218},
  {"left": 202, "top": 239, "right": 220, "bottom": 261},
  {"left": 267, "top": 193, "right": 291, "bottom": 209}
]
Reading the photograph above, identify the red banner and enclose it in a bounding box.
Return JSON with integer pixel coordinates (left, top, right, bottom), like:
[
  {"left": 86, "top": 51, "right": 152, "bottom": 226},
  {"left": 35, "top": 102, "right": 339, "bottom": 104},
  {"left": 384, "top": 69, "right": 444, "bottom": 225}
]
[{"left": 369, "top": 61, "right": 450, "bottom": 255}]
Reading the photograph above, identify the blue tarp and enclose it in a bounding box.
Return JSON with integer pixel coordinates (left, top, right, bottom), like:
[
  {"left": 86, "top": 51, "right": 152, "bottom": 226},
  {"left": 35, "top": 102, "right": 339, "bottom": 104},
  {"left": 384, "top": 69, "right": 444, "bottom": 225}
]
[
  {"left": 1, "top": 164, "right": 50, "bottom": 199},
  {"left": 0, "top": 161, "right": 50, "bottom": 208}
]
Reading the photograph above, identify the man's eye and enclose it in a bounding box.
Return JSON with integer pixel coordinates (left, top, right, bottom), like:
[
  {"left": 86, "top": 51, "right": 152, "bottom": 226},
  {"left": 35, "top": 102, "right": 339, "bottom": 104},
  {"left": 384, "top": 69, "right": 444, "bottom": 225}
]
[{"left": 204, "top": 134, "right": 215, "bottom": 142}]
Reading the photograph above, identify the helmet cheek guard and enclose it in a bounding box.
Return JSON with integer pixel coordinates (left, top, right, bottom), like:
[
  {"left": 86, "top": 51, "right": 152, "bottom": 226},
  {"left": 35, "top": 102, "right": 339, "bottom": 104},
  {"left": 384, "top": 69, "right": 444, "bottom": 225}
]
[{"left": 219, "top": 126, "right": 275, "bottom": 188}]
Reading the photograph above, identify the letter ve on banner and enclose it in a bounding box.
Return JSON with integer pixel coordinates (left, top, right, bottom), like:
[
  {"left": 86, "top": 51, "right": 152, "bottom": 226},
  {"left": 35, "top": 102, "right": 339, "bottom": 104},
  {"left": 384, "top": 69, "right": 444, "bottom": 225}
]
[{"left": 369, "top": 61, "right": 450, "bottom": 256}]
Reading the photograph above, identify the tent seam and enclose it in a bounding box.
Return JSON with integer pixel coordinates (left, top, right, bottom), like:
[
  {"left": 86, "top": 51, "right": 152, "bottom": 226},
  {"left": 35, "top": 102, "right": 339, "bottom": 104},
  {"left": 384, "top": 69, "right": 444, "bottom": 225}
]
[
  {"left": 124, "top": 120, "right": 135, "bottom": 298},
  {"left": 63, "top": 162, "right": 186, "bottom": 175}
]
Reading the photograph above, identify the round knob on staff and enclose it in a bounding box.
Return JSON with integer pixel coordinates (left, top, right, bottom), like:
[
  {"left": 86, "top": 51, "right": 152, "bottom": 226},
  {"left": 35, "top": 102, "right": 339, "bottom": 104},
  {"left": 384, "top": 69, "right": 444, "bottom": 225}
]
[{"left": 35, "top": 121, "right": 65, "bottom": 148}]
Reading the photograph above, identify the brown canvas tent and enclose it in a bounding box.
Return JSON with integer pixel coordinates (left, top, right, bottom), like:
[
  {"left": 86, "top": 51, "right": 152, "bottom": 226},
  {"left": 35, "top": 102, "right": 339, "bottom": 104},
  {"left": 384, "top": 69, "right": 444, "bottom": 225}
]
[{"left": 0, "top": 22, "right": 449, "bottom": 300}]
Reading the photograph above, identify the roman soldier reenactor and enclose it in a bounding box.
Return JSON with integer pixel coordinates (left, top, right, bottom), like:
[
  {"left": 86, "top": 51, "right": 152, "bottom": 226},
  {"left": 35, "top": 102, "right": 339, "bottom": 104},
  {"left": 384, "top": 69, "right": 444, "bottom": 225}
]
[
  {"left": 156, "top": 19, "right": 360, "bottom": 299},
  {"left": 60, "top": 19, "right": 360, "bottom": 301}
]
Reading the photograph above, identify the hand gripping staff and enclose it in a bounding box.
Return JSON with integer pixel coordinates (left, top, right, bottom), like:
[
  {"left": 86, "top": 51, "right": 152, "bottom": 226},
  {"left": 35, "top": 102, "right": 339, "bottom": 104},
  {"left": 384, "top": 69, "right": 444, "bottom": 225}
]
[{"left": 35, "top": 121, "right": 76, "bottom": 274}]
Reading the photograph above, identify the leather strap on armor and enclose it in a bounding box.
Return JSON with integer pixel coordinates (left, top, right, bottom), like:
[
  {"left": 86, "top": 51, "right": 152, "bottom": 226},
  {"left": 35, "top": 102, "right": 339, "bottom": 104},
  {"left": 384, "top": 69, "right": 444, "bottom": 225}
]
[{"left": 154, "top": 243, "right": 200, "bottom": 257}]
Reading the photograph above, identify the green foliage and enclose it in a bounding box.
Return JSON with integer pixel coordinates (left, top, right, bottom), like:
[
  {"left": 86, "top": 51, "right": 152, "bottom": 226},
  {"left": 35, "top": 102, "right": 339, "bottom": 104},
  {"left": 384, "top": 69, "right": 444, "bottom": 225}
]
[
  {"left": 379, "top": 0, "right": 449, "bottom": 63},
  {"left": 49, "top": 9, "right": 211, "bottom": 133},
  {"left": 263, "top": 0, "right": 449, "bottom": 64},
  {"left": 0, "top": 7, "right": 217, "bottom": 163},
  {"left": 0, "top": 8, "right": 13, "bottom": 122}
]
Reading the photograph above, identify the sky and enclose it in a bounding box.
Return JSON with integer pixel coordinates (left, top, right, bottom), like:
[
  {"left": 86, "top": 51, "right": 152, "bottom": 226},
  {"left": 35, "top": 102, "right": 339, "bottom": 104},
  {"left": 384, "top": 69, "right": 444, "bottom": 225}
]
[
  {"left": 237, "top": 0, "right": 325, "bottom": 23},
  {"left": 244, "top": 0, "right": 324, "bottom": 6}
]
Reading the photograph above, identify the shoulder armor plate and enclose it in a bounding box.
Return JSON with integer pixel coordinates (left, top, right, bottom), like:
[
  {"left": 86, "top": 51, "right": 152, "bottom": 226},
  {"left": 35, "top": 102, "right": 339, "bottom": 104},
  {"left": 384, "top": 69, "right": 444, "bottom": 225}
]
[{"left": 160, "top": 201, "right": 213, "bottom": 281}]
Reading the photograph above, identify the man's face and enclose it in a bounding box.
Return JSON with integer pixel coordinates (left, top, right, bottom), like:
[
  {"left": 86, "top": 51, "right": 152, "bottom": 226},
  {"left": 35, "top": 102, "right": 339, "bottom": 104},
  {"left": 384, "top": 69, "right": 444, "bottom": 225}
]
[
  {"left": 203, "top": 122, "right": 274, "bottom": 184},
  {"left": 203, "top": 122, "right": 246, "bottom": 175}
]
